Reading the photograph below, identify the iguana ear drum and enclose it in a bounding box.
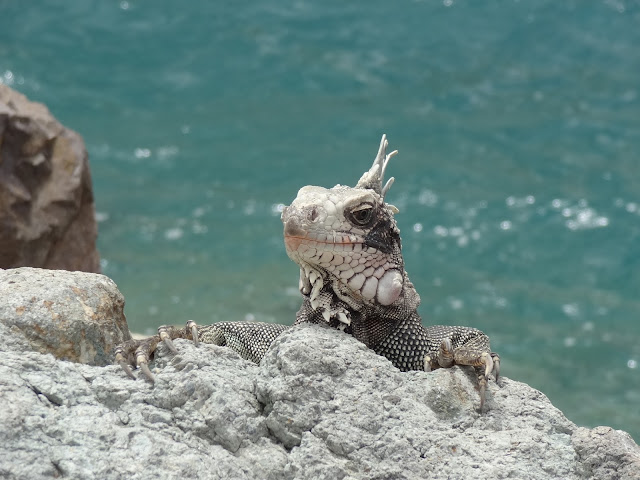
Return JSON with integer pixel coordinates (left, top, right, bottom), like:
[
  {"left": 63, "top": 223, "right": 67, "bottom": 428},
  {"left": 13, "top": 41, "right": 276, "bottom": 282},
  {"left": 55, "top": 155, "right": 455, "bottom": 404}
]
[
  {"left": 354, "top": 268, "right": 402, "bottom": 305},
  {"left": 375, "top": 269, "right": 403, "bottom": 306}
]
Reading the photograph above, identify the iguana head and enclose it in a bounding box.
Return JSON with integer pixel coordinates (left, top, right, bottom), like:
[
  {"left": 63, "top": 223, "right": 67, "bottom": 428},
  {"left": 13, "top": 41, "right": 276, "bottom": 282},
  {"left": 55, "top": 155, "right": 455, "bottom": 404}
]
[{"left": 281, "top": 135, "right": 411, "bottom": 325}]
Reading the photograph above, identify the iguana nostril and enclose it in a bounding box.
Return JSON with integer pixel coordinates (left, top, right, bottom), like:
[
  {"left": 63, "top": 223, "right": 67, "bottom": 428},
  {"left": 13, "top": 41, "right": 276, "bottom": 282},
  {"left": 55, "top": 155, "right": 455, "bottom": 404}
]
[
  {"left": 283, "top": 216, "right": 306, "bottom": 237},
  {"left": 307, "top": 206, "right": 318, "bottom": 222}
]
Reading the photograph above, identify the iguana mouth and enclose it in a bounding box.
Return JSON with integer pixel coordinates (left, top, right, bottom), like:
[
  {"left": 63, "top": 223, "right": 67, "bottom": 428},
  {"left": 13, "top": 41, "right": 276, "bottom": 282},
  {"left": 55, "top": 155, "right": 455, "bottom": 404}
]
[
  {"left": 283, "top": 233, "right": 361, "bottom": 252},
  {"left": 282, "top": 210, "right": 363, "bottom": 252}
]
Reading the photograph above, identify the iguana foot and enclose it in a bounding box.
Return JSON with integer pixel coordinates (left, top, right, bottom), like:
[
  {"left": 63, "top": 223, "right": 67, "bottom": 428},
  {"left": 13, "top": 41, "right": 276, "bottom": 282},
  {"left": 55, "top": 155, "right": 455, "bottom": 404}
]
[
  {"left": 423, "top": 339, "right": 500, "bottom": 410},
  {"left": 114, "top": 320, "right": 199, "bottom": 382}
]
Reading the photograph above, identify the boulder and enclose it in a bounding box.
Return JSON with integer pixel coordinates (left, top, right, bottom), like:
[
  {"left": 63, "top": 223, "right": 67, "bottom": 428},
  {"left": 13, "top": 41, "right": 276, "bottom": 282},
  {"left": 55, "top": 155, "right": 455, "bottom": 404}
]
[
  {"left": 0, "top": 267, "right": 130, "bottom": 366},
  {"left": 0, "top": 270, "right": 638, "bottom": 479},
  {"left": 0, "top": 84, "right": 100, "bottom": 272}
]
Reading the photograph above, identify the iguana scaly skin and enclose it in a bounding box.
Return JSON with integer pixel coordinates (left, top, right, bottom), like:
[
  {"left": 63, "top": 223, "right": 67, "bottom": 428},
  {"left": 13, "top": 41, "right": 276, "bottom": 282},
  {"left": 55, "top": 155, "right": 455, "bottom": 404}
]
[{"left": 115, "top": 135, "right": 500, "bottom": 408}]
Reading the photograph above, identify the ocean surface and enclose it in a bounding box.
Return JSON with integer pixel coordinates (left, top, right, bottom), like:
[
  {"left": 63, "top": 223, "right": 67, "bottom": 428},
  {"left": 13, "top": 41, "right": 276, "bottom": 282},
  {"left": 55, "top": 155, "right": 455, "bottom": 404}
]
[{"left": 1, "top": 0, "right": 639, "bottom": 440}]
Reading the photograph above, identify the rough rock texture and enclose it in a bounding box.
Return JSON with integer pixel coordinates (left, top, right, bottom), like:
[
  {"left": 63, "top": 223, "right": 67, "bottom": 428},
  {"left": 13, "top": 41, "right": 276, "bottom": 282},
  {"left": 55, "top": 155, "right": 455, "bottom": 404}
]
[
  {"left": 0, "top": 267, "right": 130, "bottom": 366},
  {"left": 0, "top": 84, "right": 100, "bottom": 272},
  {"left": 1, "top": 275, "right": 638, "bottom": 480},
  {"left": 573, "top": 426, "right": 640, "bottom": 480}
]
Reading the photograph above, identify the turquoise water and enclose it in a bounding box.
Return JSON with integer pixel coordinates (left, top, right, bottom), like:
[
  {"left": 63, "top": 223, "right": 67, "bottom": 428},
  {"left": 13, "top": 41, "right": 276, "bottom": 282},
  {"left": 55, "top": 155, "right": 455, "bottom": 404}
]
[{"left": 2, "top": 0, "right": 639, "bottom": 440}]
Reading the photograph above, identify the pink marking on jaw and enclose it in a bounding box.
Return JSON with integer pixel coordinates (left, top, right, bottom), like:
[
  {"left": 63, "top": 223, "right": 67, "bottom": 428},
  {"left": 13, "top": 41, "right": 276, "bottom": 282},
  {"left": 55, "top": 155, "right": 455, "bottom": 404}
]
[{"left": 284, "top": 235, "right": 306, "bottom": 251}]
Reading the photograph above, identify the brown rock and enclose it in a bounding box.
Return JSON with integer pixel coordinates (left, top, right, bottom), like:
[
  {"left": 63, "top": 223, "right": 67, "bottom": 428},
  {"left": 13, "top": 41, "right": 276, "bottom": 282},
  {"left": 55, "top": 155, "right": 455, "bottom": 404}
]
[
  {"left": 0, "top": 267, "right": 131, "bottom": 366},
  {"left": 0, "top": 84, "right": 100, "bottom": 272}
]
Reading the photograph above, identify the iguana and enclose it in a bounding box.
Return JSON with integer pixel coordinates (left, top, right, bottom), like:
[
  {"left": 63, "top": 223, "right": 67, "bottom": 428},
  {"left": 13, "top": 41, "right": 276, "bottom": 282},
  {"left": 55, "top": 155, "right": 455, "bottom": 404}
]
[{"left": 115, "top": 135, "right": 500, "bottom": 408}]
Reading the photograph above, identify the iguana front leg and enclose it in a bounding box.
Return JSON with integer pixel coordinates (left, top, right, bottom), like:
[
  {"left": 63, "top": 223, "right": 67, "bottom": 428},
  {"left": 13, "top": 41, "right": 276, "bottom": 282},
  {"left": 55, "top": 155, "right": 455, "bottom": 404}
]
[
  {"left": 115, "top": 321, "right": 288, "bottom": 382},
  {"left": 423, "top": 325, "right": 500, "bottom": 409}
]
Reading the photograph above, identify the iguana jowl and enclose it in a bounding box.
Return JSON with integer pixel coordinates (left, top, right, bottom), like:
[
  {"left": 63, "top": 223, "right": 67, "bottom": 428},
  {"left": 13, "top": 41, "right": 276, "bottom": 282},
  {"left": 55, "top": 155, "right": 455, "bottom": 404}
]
[{"left": 115, "top": 135, "right": 500, "bottom": 408}]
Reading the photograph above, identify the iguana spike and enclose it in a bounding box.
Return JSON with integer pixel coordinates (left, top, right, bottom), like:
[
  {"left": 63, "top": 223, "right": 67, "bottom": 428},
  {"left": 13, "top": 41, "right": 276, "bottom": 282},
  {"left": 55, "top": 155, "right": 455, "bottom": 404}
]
[{"left": 355, "top": 134, "right": 398, "bottom": 198}]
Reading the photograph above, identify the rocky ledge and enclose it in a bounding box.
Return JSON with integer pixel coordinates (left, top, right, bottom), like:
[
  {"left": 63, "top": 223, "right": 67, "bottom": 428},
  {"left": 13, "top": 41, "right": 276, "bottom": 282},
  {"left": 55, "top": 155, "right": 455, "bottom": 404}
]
[{"left": 1, "top": 267, "right": 639, "bottom": 480}]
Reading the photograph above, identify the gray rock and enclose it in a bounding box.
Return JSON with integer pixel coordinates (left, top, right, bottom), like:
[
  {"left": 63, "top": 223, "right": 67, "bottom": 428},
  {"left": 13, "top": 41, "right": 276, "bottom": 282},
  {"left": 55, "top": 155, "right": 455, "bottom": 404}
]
[
  {"left": 0, "top": 267, "right": 130, "bottom": 365},
  {"left": 1, "top": 310, "right": 638, "bottom": 479},
  {"left": 573, "top": 426, "right": 640, "bottom": 480},
  {"left": 0, "top": 84, "right": 100, "bottom": 273}
]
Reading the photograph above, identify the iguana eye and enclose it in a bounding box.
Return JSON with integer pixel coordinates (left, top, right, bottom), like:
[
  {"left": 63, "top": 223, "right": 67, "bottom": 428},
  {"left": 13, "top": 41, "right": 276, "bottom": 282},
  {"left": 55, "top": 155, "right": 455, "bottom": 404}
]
[{"left": 348, "top": 204, "right": 374, "bottom": 226}]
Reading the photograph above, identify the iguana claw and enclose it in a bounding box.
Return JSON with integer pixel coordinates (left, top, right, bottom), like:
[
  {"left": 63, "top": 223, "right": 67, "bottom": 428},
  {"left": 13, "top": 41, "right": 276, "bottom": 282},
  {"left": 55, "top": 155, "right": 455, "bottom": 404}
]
[
  {"left": 478, "top": 352, "right": 500, "bottom": 410},
  {"left": 187, "top": 320, "right": 199, "bottom": 346},
  {"left": 114, "top": 346, "right": 136, "bottom": 380},
  {"left": 492, "top": 353, "right": 501, "bottom": 383},
  {"left": 136, "top": 347, "right": 156, "bottom": 382},
  {"left": 158, "top": 326, "right": 178, "bottom": 354}
]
